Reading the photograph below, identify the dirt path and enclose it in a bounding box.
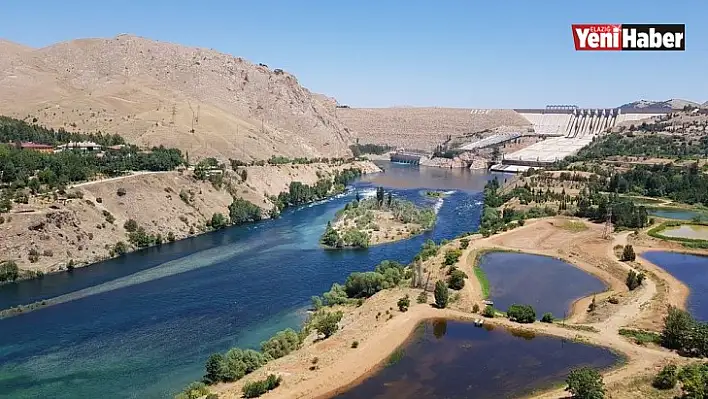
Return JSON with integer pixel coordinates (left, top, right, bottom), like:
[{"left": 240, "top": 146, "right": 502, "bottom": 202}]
[{"left": 69, "top": 171, "right": 172, "bottom": 188}]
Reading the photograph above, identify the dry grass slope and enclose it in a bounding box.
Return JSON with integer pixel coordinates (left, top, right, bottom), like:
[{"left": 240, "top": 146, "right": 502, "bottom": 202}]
[{"left": 0, "top": 34, "right": 354, "bottom": 161}]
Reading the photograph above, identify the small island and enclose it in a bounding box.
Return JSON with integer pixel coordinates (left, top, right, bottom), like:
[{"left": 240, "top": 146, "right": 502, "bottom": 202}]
[
  {"left": 424, "top": 190, "right": 449, "bottom": 198},
  {"left": 321, "top": 187, "right": 437, "bottom": 248}
]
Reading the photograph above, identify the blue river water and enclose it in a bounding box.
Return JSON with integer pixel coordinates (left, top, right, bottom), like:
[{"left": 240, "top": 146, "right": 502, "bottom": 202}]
[{"left": 0, "top": 162, "right": 500, "bottom": 399}]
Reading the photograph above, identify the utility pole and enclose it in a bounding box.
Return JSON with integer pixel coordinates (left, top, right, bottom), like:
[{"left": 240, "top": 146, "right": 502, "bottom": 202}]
[{"left": 603, "top": 207, "right": 613, "bottom": 239}]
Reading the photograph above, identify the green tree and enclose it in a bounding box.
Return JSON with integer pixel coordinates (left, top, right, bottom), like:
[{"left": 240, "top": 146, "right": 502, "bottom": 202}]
[
  {"left": 447, "top": 269, "right": 467, "bottom": 290},
  {"left": 677, "top": 363, "right": 708, "bottom": 398},
  {"left": 315, "top": 311, "right": 343, "bottom": 339},
  {"left": 472, "top": 303, "right": 480, "bottom": 313},
  {"left": 229, "top": 198, "right": 262, "bottom": 225},
  {"left": 507, "top": 304, "right": 536, "bottom": 323},
  {"left": 661, "top": 306, "right": 695, "bottom": 351},
  {"left": 482, "top": 305, "right": 495, "bottom": 318},
  {"left": 0, "top": 260, "right": 20, "bottom": 282},
  {"left": 203, "top": 353, "right": 226, "bottom": 384},
  {"left": 565, "top": 367, "right": 605, "bottom": 399},
  {"left": 626, "top": 269, "right": 645, "bottom": 291},
  {"left": 434, "top": 280, "right": 449, "bottom": 308},
  {"left": 444, "top": 248, "right": 462, "bottom": 266},
  {"left": 541, "top": 312, "right": 554, "bottom": 323},
  {"left": 210, "top": 213, "right": 228, "bottom": 230},
  {"left": 397, "top": 295, "right": 410, "bottom": 312},
  {"left": 621, "top": 245, "right": 636, "bottom": 261}
]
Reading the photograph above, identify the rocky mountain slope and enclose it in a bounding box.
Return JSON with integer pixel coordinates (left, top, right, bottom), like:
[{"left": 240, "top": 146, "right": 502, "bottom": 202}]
[
  {"left": 0, "top": 35, "right": 354, "bottom": 161},
  {"left": 619, "top": 98, "right": 703, "bottom": 110},
  {"left": 1, "top": 161, "right": 380, "bottom": 274}
]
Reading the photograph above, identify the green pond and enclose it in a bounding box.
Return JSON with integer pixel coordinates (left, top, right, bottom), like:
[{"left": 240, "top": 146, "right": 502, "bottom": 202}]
[{"left": 660, "top": 224, "right": 708, "bottom": 240}]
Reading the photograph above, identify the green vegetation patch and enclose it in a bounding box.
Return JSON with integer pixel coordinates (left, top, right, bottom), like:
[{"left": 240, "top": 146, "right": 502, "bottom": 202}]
[{"left": 618, "top": 328, "right": 661, "bottom": 345}]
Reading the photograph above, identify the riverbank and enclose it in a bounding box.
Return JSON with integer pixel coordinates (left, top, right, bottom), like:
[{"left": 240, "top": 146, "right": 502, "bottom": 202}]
[
  {"left": 207, "top": 216, "right": 708, "bottom": 399},
  {"left": 0, "top": 160, "right": 381, "bottom": 277}
]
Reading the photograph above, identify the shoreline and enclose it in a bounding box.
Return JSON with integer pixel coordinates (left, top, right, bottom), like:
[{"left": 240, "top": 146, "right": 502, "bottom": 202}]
[
  {"left": 211, "top": 216, "right": 708, "bottom": 399},
  {"left": 0, "top": 163, "right": 383, "bottom": 317}
]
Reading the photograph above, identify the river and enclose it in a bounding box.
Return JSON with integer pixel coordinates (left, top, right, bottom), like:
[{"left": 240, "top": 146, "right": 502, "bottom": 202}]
[{"left": 0, "top": 162, "right": 501, "bottom": 399}]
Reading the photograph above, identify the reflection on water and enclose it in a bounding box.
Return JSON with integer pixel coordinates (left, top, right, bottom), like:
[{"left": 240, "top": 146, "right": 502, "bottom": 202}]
[
  {"left": 642, "top": 251, "right": 708, "bottom": 321},
  {"left": 479, "top": 252, "right": 606, "bottom": 318},
  {"left": 661, "top": 224, "right": 708, "bottom": 240},
  {"left": 335, "top": 320, "right": 619, "bottom": 399}
]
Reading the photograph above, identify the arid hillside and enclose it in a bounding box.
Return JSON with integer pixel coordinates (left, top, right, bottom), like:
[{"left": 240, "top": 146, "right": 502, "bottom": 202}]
[
  {"left": 0, "top": 35, "right": 354, "bottom": 161},
  {"left": 337, "top": 107, "right": 530, "bottom": 151},
  {"left": 0, "top": 161, "right": 380, "bottom": 274}
]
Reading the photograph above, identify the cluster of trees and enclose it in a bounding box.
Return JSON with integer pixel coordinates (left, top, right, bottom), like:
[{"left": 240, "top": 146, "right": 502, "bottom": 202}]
[
  {"left": 0, "top": 144, "right": 184, "bottom": 187},
  {"left": 652, "top": 362, "right": 708, "bottom": 398},
  {"left": 575, "top": 132, "right": 708, "bottom": 160},
  {"left": 229, "top": 198, "right": 263, "bottom": 225},
  {"left": 0, "top": 116, "right": 125, "bottom": 146},
  {"left": 661, "top": 306, "right": 708, "bottom": 358},
  {"left": 312, "top": 260, "right": 408, "bottom": 307},
  {"left": 608, "top": 164, "right": 708, "bottom": 205},
  {"left": 271, "top": 168, "right": 362, "bottom": 211},
  {"left": 575, "top": 191, "right": 649, "bottom": 229},
  {"left": 349, "top": 143, "right": 394, "bottom": 156},
  {"left": 507, "top": 304, "right": 536, "bottom": 323}
]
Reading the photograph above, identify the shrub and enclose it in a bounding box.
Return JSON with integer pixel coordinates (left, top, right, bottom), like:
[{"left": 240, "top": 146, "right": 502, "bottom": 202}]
[
  {"left": 459, "top": 238, "right": 470, "bottom": 249},
  {"left": 167, "top": 231, "right": 176, "bottom": 242},
  {"left": 447, "top": 269, "right": 467, "bottom": 290},
  {"left": 434, "top": 280, "right": 449, "bottom": 308},
  {"left": 96, "top": 197, "right": 103, "bottom": 203},
  {"left": 626, "top": 269, "right": 645, "bottom": 291},
  {"left": 652, "top": 364, "right": 678, "bottom": 389},
  {"left": 621, "top": 244, "right": 636, "bottom": 261},
  {"left": 28, "top": 248, "right": 40, "bottom": 263},
  {"left": 351, "top": 341, "right": 359, "bottom": 348},
  {"left": 0, "top": 260, "right": 20, "bottom": 282},
  {"left": 210, "top": 213, "right": 229, "bottom": 230},
  {"left": 116, "top": 187, "right": 127, "bottom": 196},
  {"left": 315, "top": 311, "right": 343, "bottom": 339},
  {"left": 565, "top": 367, "right": 605, "bottom": 399},
  {"left": 260, "top": 329, "right": 300, "bottom": 360},
  {"left": 541, "top": 312, "right": 554, "bottom": 323},
  {"left": 397, "top": 295, "right": 410, "bottom": 312},
  {"left": 608, "top": 296, "right": 619, "bottom": 304},
  {"left": 113, "top": 241, "right": 128, "bottom": 256},
  {"left": 242, "top": 374, "right": 281, "bottom": 398},
  {"left": 175, "top": 381, "right": 210, "bottom": 399},
  {"left": 482, "top": 305, "right": 495, "bottom": 318},
  {"left": 123, "top": 218, "right": 139, "bottom": 232},
  {"left": 416, "top": 291, "right": 428, "bottom": 304},
  {"left": 444, "top": 248, "right": 463, "bottom": 266},
  {"left": 103, "top": 210, "right": 115, "bottom": 224},
  {"left": 507, "top": 304, "right": 536, "bottom": 323},
  {"left": 472, "top": 303, "right": 480, "bottom": 313},
  {"left": 588, "top": 296, "right": 597, "bottom": 313}
]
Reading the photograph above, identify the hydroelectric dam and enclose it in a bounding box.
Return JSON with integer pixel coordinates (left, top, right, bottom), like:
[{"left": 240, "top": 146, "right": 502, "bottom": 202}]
[{"left": 491, "top": 106, "right": 668, "bottom": 172}]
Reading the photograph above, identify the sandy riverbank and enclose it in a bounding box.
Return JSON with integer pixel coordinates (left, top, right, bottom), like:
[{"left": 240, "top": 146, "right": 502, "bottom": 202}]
[{"left": 210, "top": 216, "right": 708, "bottom": 399}]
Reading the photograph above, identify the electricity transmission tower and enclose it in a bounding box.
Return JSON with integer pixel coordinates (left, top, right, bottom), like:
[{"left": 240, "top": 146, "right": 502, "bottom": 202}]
[{"left": 602, "top": 208, "right": 613, "bottom": 239}]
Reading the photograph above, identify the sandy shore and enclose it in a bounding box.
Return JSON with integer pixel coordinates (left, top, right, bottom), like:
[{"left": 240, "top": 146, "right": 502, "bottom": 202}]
[{"left": 211, "top": 217, "right": 708, "bottom": 399}]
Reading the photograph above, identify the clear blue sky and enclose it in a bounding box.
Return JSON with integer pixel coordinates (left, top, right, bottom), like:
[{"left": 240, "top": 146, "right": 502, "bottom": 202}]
[{"left": 1, "top": 0, "right": 706, "bottom": 108}]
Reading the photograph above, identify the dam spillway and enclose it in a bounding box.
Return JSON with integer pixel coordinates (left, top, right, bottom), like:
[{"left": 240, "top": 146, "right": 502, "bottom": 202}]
[{"left": 492, "top": 107, "right": 667, "bottom": 172}]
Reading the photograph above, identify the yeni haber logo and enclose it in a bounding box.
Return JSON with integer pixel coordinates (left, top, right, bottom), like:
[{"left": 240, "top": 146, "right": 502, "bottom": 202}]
[{"left": 572, "top": 24, "right": 685, "bottom": 51}]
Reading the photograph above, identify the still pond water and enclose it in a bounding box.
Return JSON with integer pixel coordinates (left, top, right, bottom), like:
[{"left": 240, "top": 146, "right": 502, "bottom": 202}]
[
  {"left": 642, "top": 251, "right": 708, "bottom": 321},
  {"left": 335, "top": 320, "right": 620, "bottom": 399},
  {"left": 478, "top": 252, "right": 606, "bottom": 318}
]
